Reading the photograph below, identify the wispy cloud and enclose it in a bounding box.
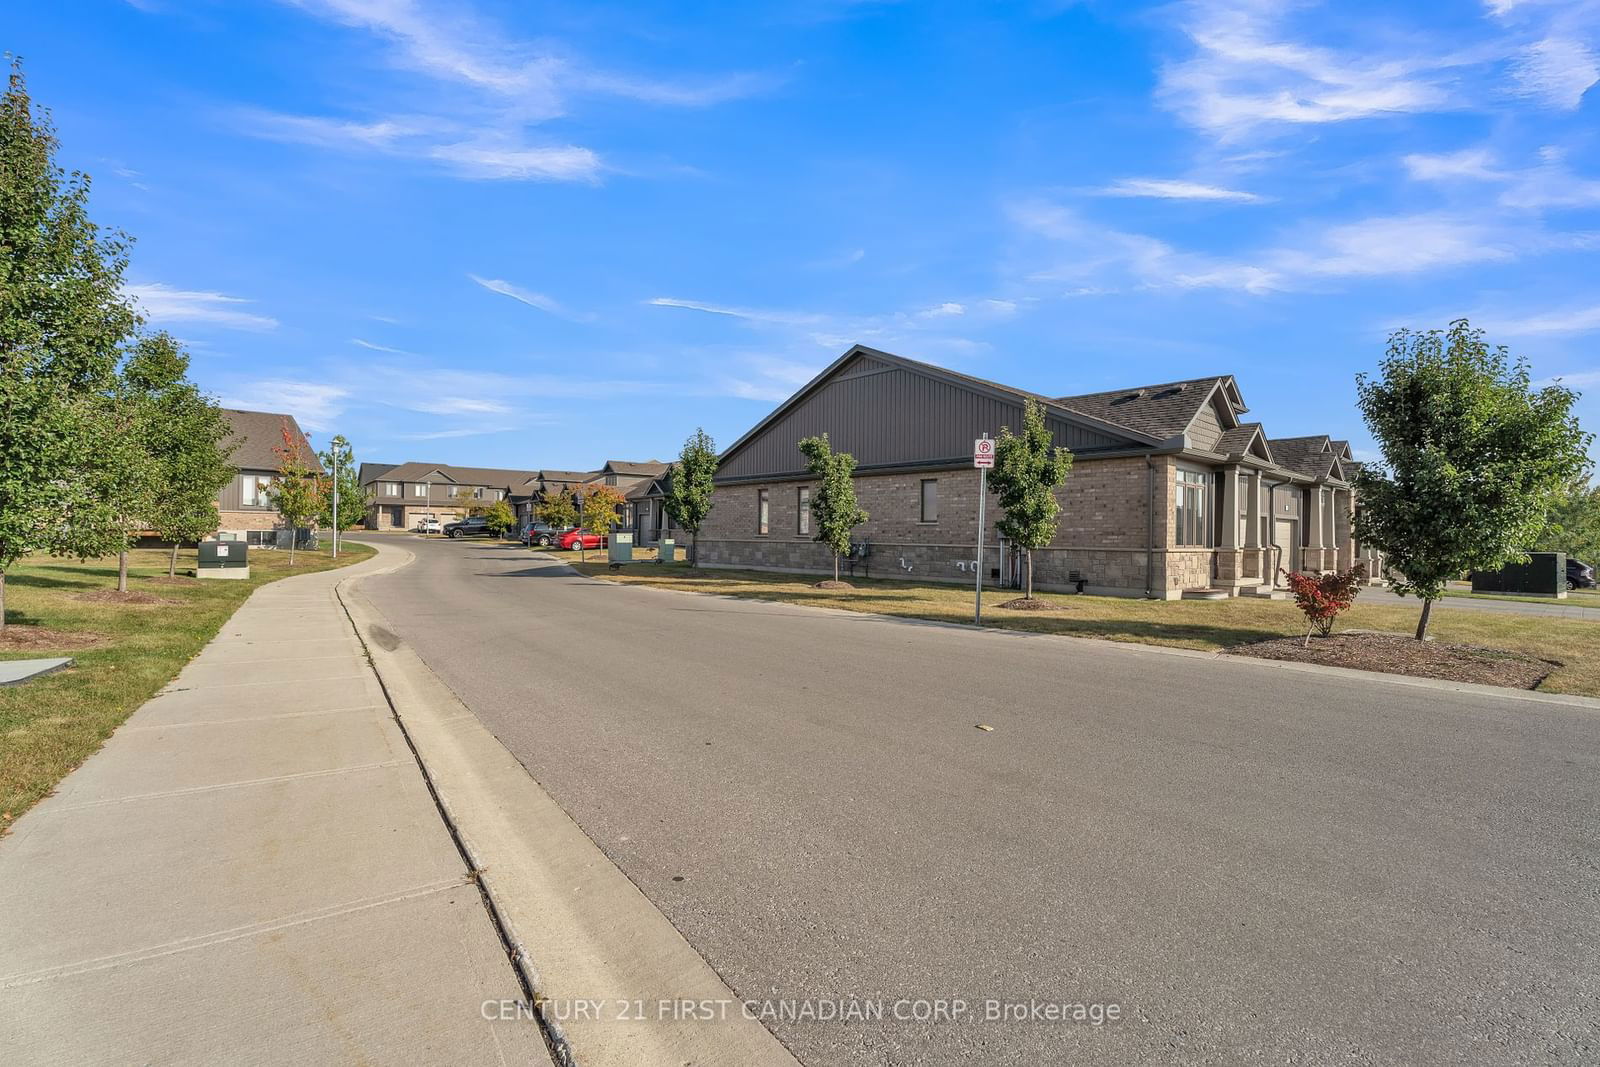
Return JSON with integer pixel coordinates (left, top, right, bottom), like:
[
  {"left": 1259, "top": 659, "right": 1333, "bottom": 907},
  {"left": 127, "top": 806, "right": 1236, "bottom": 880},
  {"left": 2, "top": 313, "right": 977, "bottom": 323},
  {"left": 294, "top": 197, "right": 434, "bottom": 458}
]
[
  {"left": 1489, "top": 303, "right": 1600, "bottom": 336},
  {"left": 1404, "top": 144, "right": 1600, "bottom": 209},
  {"left": 647, "top": 297, "right": 825, "bottom": 327},
  {"left": 352, "top": 338, "right": 414, "bottom": 354},
  {"left": 127, "top": 282, "right": 278, "bottom": 331},
  {"left": 1510, "top": 36, "right": 1599, "bottom": 109},
  {"left": 469, "top": 274, "right": 568, "bottom": 315},
  {"left": 398, "top": 425, "right": 520, "bottom": 439},
  {"left": 1402, "top": 147, "right": 1504, "bottom": 181},
  {"left": 919, "top": 302, "right": 965, "bottom": 317},
  {"left": 223, "top": 379, "right": 348, "bottom": 430},
  {"left": 1094, "top": 177, "right": 1262, "bottom": 202}
]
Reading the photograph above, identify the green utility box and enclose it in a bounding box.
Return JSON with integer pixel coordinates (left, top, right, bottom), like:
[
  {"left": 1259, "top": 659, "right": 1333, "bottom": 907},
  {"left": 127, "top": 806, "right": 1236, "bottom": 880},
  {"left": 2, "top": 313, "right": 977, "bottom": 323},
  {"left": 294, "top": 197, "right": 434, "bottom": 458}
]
[
  {"left": 198, "top": 539, "right": 250, "bottom": 580},
  {"left": 1471, "top": 552, "right": 1566, "bottom": 598},
  {"left": 659, "top": 539, "right": 676, "bottom": 563},
  {"left": 609, "top": 531, "right": 634, "bottom": 563}
]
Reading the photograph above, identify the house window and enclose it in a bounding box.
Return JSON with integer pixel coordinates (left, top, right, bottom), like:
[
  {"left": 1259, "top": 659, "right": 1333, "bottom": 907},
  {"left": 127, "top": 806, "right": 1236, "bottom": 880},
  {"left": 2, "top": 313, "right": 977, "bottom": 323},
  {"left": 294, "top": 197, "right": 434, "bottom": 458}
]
[
  {"left": 382, "top": 482, "right": 399, "bottom": 497},
  {"left": 919, "top": 479, "right": 938, "bottom": 522},
  {"left": 1175, "top": 469, "right": 1210, "bottom": 547},
  {"left": 757, "top": 489, "right": 770, "bottom": 535},
  {"left": 412, "top": 483, "right": 425, "bottom": 497},
  {"left": 797, "top": 487, "right": 810, "bottom": 535},
  {"left": 241, "top": 474, "right": 274, "bottom": 506}
]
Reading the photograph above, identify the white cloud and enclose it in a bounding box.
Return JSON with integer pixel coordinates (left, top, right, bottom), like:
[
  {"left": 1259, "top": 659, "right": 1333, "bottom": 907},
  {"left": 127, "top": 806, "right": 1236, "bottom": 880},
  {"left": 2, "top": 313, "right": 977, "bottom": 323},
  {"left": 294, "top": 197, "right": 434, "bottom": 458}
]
[
  {"left": 647, "top": 297, "right": 824, "bottom": 327},
  {"left": 223, "top": 379, "right": 348, "bottom": 430},
  {"left": 919, "top": 302, "right": 965, "bottom": 317},
  {"left": 1489, "top": 304, "right": 1600, "bottom": 335},
  {"left": 469, "top": 274, "right": 568, "bottom": 315},
  {"left": 430, "top": 141, "right": 601, "bottom": 182},
  {"left": 1094, "top": 177, "right": 1262, "bottom": 202},
  {"left": 982, "top": 299, "right": 1018, "bottom": 314},
  {"left": 1498, "top": 148, "right": 1600, "bottom": 209},
  {"left": 352, "top": 338, "right": 414, "bottom": 354},
  {"left": 1403, "top": 147, "right": 1504, "bottom": 182},
  {"left": 398, "top": 425, "right": 520, "bottom": 440},
  {"left": 1157, "top": 0, "right": 1456, "bottom": 139},
  {"left": 1279, "top": 215, "right": 1516, "bottom": 278},
  {"left": 1510, "top": 36, "right": 1599, "bottom": 109},
  {"left": 127, "top": 283, "right": 278, "bottom": 331}
]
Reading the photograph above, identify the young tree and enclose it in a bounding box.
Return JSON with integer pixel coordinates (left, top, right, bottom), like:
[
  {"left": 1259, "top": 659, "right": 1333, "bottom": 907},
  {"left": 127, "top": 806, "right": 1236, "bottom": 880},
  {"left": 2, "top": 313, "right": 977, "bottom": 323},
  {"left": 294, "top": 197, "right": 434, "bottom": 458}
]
[
  {"left": 1354, "top": 319, "right": 1591, "bottom": 640},
  {"left": 316, "top": 434, "right": 366, "bottom": 536},
  {"left": 987, "top": 399, "right": 1074, "bottom": 599},
  {"left": 664, "top": 428, "right": 718, "bottom": 566},
  {"left": 127, "top": 333, "right": 235, "bottom": 578},
  {"left": 93, "top": 372, "right": 162, "bottom": 592},
  {"left": 481, "top": 498, "right": 517, "bottom": 538},
  {"left": 265, "top": 421, "right": 321, "bottom": 566},
  {"left": 535, "top": 489, "right": 579, "bottom": 531},
  {"left": 1283, "top": 567, "right": 1362, "bottom": 647},
  {"left": 0, "top": 61, "right": 140, "bottom": 630},
  {"left": 574, "top": 484, "right": 626, "bottom": 560},
  {"left": 799, "top": 433, "right": 868, "bottom": 583}
]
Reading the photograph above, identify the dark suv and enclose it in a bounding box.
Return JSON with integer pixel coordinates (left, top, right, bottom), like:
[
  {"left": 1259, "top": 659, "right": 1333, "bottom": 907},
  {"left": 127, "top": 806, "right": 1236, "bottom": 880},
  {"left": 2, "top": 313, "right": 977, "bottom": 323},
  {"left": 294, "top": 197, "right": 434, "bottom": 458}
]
[
  {"left": 443, "top": 516, "right": 494, "bottom": 539},
  {"left": 1569, "top": 558, "right": 1596, "bottom": 590}
]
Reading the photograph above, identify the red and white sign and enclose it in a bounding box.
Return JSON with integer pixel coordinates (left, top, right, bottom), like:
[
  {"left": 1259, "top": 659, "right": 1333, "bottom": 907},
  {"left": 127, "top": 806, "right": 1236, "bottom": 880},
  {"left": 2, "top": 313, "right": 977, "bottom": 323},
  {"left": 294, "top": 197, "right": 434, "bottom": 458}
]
[{"left": 973, "top": 437, "right": 995, "bottom": 468}]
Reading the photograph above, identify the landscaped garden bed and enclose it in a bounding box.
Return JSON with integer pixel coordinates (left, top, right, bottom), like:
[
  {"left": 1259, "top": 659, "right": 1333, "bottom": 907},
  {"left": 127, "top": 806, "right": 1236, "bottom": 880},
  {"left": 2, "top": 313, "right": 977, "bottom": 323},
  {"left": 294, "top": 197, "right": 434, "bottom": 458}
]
[{"left": 1228, "top": 631, "right": 1558, "bottom": 690}]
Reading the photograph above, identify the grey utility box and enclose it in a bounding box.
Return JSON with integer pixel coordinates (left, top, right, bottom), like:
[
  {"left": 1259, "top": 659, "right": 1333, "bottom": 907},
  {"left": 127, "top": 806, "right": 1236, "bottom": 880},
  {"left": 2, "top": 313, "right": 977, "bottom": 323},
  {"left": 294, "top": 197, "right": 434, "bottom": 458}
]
[
  {"left": 197, "top": 540, "right": 250, "bottom": 580},
  {"left": 608, "top": 531, "right": 634, "bottom": 563},
  {"left": 1471, "top": 551, "right": 1566, "bottom": 598},
  {"left": 659, "top": 538, "right": 676, "bottom": 563}
]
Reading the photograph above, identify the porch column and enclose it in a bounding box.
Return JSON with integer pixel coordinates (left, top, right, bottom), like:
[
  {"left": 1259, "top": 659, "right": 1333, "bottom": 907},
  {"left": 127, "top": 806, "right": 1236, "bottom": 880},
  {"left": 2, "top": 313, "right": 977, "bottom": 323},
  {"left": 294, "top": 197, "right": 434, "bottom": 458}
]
[
  {"left": 1243, "top": 468, "right": 1262, "bottom": 582},
  {"left": 1306, "top": 486, "right": 1325, "bottom": 571},
  {"left": 1220, "top": 467, "right": 1239, "bottom": 549},
  {"left": 1335, "top": 488, "right": 1354, "bottom": 571}
]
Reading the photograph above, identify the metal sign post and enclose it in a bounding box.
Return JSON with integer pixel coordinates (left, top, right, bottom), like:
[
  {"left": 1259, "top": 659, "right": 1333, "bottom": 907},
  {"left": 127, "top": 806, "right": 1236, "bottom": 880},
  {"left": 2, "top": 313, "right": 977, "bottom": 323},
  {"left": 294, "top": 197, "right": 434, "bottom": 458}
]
[
  {"left": 331, "top": 441, "right": 339, "bottom": 559},
  {"left": 974, "top": 434, "right": 994, "bottom": 624}
]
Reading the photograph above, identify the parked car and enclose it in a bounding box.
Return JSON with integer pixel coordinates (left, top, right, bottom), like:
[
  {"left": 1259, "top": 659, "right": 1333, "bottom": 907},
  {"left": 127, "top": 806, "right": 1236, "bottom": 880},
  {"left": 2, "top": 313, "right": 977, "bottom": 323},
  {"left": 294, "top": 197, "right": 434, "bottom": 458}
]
[
  {"left": 443, "top": 516, "right": 495, "bottom": 539},
  {"left": 1569, "top": 558, "right": 1596, "bottom": 590},
  {"left": 415, "top": 517, "right": 442, "bottom": 534},
  {"left": 519, "top": 521, "right": 562, "bottom": 547},
  {"left": 557, "top": 528, "right": 606, "bottom": 551}
]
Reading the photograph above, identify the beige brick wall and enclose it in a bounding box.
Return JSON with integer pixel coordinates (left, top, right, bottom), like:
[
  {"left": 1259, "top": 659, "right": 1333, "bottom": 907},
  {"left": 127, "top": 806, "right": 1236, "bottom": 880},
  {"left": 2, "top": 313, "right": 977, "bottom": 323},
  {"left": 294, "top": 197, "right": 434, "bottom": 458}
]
[{"left": 215, "top": 510, "right": 283, "bottom": 536}]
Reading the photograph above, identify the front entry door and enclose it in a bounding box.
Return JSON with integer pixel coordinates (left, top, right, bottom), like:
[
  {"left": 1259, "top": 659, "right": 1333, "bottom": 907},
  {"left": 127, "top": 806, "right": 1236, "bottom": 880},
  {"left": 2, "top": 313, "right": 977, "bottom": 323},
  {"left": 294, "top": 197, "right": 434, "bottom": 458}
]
[{"left": 1272, "top": 518, "right": 1298, "bottom": 585}]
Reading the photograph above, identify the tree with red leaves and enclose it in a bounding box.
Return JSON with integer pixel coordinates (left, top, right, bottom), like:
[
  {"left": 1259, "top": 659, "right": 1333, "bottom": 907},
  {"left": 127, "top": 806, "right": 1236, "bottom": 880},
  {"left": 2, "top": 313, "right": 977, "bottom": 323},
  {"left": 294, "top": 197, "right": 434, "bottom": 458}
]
[
  {"left": 265, "top": 420, "right": 319, "bottom": 565},
  {"left": 1282, "top": 567, "right": 1362, "bottom": 646}
]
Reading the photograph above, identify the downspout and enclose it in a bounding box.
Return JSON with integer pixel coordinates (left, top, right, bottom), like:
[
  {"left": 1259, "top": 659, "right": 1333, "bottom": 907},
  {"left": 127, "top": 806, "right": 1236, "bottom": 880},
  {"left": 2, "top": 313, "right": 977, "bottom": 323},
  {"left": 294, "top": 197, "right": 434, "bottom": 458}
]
[{"left": 1145, "top": 454, "right": 1156, "bottom": 598}]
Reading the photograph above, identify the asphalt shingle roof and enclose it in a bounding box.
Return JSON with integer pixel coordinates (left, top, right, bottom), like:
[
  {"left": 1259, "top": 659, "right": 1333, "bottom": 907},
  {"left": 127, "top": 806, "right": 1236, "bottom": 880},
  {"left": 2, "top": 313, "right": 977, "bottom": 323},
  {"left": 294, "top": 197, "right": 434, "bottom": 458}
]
[
  {"left": 603, "top": 460, "right": 670, "bottom": 477},
  {"left": 1054, "top": 377, "right": 1230, "bottom": 442},
  {"left": 364, "top": 461, "right": 538, "bottom": 489},
  {"left": 1266, "top": 436, "right": 1335, "bottom": 479},
  {"left": 222, "top": 409, "right": 323, "bottom": 474},
  {"left": 1214, "top": 421, "right": 1265, "bottom": 458}
]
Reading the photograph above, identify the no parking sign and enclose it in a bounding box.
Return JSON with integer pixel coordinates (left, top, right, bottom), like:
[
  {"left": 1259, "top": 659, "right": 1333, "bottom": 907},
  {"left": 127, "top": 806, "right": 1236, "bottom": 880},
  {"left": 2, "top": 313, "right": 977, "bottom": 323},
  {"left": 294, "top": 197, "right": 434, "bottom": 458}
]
[{"left": 973, "top": 437, "right": 995, "bottom": 468}]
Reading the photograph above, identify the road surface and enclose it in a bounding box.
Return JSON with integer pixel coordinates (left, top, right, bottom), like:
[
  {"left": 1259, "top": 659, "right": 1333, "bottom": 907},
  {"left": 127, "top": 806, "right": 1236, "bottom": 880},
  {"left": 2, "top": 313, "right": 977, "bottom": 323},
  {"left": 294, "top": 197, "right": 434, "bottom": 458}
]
[{"left": 354, "top": 536, "right": 1600, "bottom": 1066}]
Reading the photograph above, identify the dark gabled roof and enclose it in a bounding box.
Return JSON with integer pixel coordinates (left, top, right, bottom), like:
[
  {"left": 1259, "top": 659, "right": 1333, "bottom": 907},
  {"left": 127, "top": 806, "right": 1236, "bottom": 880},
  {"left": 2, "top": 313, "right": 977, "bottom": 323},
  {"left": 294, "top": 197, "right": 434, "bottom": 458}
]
[
  {"left": 1214, "top": 421, "right": 1272, "bottom": 462},
  {"left": 539, "top": 469, "right": 595, "bottom": 482},
  {"left": 1329, "top": 439, "right": 1353, "bottom": 461},
  {"left": 1266, "top": 435, "right": 1338, "bottom": 480},
  {"left": 1054, "top": 376, "right": 1239, "bottom": 443},
  {"left": 364, "top": 461, "right": 538, "bottom": 489},
  {"left": 601, "top": 459, "right": 670, "bottom": 478},
  {"left": 358, "top": 461, "right": 397, "bottom": 484},
  {"left": 222, "top": 409, "right": 323, "bottom": 474}
]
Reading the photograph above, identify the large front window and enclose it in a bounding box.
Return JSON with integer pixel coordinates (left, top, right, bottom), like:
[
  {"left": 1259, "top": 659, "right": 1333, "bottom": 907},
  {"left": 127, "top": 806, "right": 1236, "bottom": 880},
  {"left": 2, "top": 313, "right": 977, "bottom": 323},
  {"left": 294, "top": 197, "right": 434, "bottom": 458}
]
[{"left": 1175, "top": 469, "right": 1210, "bottom": 547}]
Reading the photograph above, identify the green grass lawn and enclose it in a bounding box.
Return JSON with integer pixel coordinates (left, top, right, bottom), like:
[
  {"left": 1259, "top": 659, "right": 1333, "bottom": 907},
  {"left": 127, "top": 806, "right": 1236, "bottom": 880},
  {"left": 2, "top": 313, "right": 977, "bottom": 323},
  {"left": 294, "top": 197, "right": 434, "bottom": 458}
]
[
  {"left": 575, "top": 562, "right": 1600, "bottom": 699},
  {"left": 0, "top": 543, "right": 374, "bottom": 832}
]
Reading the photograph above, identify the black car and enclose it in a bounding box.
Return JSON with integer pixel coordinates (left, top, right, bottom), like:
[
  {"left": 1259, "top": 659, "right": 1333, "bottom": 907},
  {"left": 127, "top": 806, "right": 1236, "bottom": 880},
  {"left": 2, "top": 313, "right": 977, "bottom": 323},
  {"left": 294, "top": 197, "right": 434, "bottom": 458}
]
[
  {"left": 443, "top": 516, "right": 494, "bottom": 539},
  {"left": 518, "top": 521, "right": 562, "bottom": 547},
  {"left": 1569, "top": 558, "right": 1596, "bottom": 590}
]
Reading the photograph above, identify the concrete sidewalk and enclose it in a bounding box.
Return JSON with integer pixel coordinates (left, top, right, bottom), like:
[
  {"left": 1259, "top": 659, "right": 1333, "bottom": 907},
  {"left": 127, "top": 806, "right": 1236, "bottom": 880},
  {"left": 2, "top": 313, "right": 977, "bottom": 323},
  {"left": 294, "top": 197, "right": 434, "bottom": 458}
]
[{"left": 0, "top": 551, "right": 552, "bottom": 1065}]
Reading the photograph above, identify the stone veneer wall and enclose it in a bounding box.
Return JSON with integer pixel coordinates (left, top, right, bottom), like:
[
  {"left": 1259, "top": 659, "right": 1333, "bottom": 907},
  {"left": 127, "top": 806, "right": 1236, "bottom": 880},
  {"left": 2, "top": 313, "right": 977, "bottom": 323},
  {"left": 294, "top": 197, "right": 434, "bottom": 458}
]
[
  {"left": 214, "top": 510, "right": 283, "bottom": 537},
  {"left": 699, "top": 456, "right": 1210, "bottom": 597}
]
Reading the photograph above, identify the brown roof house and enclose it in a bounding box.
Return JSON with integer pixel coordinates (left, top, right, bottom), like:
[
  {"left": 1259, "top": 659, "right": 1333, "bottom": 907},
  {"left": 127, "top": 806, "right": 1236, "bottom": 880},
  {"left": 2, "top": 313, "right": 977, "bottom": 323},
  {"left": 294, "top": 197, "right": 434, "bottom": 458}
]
[
  {"left": 359, "top": 462, "right": 537, "bottom": 531},
  {"left": 215, "top": 409, "right": 323, "bottom": 543},
  {"left": 694, "top": 345, "right": 1377, "bottom": 599}
]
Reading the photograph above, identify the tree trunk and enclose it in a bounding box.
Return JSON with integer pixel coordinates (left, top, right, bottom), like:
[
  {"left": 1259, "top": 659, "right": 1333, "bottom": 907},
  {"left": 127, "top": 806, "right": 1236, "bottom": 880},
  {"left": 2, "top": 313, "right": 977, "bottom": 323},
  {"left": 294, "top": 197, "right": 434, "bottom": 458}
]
[
  {"left": 1415, "top": 597, "right": 1434, "bottom": 641},
  {"left": 834, "top": 552, "right": 841, "bottom": 582},
  {"left": 1025, "top": 549, "right": 1034, "bottom": 599},
  {"left": 169, "top": 541, "right": 179, "bottom": 578},
  {"left": 118, "top": 550, "right": 129, "bottom": 593},
  {"left": 0, "top": 570, "right": 7, "bottom": 633},
  {"left": 690, "top": 530, "right": 698, "bottom": 567},
  {"left": 288, "top": 531, "right": 297, "bottom": 566}
]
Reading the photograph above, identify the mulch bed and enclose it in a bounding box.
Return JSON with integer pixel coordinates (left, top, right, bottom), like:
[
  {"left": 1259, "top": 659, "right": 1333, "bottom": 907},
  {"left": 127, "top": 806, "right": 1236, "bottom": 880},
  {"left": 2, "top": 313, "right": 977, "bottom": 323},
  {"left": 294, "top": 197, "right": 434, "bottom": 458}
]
[
  {"left": 1229, "top": 631, "right": 1558, "bottom": 690},
  {"left": 0, "top": 626, "right": 108, "bottom": 651},
  {"left": 71, "top": 590, "right": 181, "bottom": 606},
  {"left": 996, "top": 596, "right": 1067, "bottom": 611},
  {"left": 813, "top": 580, "right": 855, "bottom": 590}
]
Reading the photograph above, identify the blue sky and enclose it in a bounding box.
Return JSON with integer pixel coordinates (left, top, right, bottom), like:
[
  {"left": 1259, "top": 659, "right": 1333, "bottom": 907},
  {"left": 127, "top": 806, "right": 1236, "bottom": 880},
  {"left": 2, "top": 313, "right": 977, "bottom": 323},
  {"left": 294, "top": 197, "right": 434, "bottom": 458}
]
[{"left": 12, "top": 0, "right": 1600, "bottom": 470}]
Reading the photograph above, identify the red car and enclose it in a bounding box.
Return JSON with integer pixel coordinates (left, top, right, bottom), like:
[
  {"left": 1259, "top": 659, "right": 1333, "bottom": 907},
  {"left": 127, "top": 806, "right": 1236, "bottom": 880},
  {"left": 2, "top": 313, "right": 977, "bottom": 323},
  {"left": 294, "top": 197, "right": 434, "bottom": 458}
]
[{"left": 557, "top": 528, "right": 606, "bottom": 551}]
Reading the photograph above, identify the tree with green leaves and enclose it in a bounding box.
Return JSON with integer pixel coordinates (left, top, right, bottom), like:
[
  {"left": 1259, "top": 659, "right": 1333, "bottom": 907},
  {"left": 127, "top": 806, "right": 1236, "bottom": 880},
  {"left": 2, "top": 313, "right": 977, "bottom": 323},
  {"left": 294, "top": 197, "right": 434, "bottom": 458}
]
[
  {"left": 481, "top": 498, "right": 517, "bottom": 538},
  {"left": 265, "top": 421, "right": 321, "bottom": 566},
  {"left": 0, "top": 60, "right": 140, "bottom": 630},
  {"left": 535, "top": 489, "right": 579, "bottom": 532},
  {"left": 987, "top": 398, "right": 1073, "bottom": 599},
  {"left": 664, "top": 428, "right": 718, "bottom": 565},
  {"left": 799, "top": 433, "right": 868, "bottom": 583},
  {"left": 94, "top": 369, "right": 163, "bottom": 592},
  {"left": 317, "top": 434, "right": 366, "bottom": 536},
  {"left": 128, "top": 332, "right": 235, "bottom": 578},
  {"left": 1354, "top": 319, "right": 1591, "bottom": 640},
  {"left": 574, "top": 483, "right": 625, "bottom": 560},
  {"left": 1534, "top": 476, "right": 1600, "bottom": 569}
]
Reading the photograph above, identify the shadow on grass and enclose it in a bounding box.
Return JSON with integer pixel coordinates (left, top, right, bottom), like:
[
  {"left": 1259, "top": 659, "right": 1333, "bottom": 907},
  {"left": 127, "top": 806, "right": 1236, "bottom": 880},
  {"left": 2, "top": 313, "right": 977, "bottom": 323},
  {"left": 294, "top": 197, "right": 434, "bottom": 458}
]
[{"left": 6, "top": 571, "right": 104, "bottom": 591}]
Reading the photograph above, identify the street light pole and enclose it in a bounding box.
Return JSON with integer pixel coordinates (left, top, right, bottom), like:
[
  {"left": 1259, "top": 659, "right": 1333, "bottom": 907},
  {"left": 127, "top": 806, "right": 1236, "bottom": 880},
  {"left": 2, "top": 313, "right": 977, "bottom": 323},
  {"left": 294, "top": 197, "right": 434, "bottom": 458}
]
[{"left": 331, "top": 442, "right": 339, "bottom": 559}]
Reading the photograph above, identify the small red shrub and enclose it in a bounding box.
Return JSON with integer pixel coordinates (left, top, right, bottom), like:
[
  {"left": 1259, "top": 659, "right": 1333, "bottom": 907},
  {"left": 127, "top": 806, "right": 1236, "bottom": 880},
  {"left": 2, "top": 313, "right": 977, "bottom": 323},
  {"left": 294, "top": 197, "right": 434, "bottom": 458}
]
[{"left": 1282, "top": 568, "right": 1362, "bottom": 644}]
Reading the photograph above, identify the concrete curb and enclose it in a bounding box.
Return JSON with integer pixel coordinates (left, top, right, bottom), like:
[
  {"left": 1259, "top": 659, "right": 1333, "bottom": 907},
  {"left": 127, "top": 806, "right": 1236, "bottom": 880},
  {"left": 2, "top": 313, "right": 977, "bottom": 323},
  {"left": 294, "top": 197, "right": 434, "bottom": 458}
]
[
  {"left": 336, "top": 541, "right": 799, "bottom": 1067},
  {"left": 560, "top": 556, "right": 1600, "bottom": 714}
]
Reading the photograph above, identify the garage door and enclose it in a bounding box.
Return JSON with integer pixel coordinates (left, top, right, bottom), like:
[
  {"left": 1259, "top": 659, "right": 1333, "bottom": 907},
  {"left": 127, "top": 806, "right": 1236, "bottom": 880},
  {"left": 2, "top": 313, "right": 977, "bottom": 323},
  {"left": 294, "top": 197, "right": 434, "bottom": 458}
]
[{"left": 1272, "top": 519, "right": 1298, "bottom": 584}]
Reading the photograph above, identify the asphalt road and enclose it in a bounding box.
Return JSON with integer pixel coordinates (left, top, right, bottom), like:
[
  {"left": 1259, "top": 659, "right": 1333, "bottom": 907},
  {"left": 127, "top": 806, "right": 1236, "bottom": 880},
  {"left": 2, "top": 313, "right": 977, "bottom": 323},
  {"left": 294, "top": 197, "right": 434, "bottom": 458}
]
[{"left": 354, "top": 536, "right": 1600, "bottom": 1066}]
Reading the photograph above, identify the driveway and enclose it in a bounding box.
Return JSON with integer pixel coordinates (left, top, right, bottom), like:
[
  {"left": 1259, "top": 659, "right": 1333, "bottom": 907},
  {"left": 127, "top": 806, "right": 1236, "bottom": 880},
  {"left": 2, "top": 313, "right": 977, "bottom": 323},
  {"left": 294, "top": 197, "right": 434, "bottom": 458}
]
[{"left": 353, "top": 537, "right": 1600, "bottom": 1066}]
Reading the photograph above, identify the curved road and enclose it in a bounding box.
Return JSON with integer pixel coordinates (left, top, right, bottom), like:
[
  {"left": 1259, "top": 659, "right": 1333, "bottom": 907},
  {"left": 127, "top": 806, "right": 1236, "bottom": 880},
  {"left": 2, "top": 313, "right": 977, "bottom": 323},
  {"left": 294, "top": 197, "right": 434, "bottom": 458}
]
[{"left": 353, "top": 536, "right": 1600, "bottom": 1066}]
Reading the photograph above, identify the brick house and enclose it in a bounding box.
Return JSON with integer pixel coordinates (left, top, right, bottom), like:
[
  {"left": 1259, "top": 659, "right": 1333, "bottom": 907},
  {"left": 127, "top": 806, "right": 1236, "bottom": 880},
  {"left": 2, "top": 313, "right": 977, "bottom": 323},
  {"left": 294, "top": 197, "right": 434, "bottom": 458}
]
[
  {"left": 696, "top": 345, "right": 1372, "bottom": 599},
  {"left": 360, "top": 462, "right": 536, "bottom": 531},
  {"left": 214, "top": 409, "right": 323, "bottom": 543}
]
